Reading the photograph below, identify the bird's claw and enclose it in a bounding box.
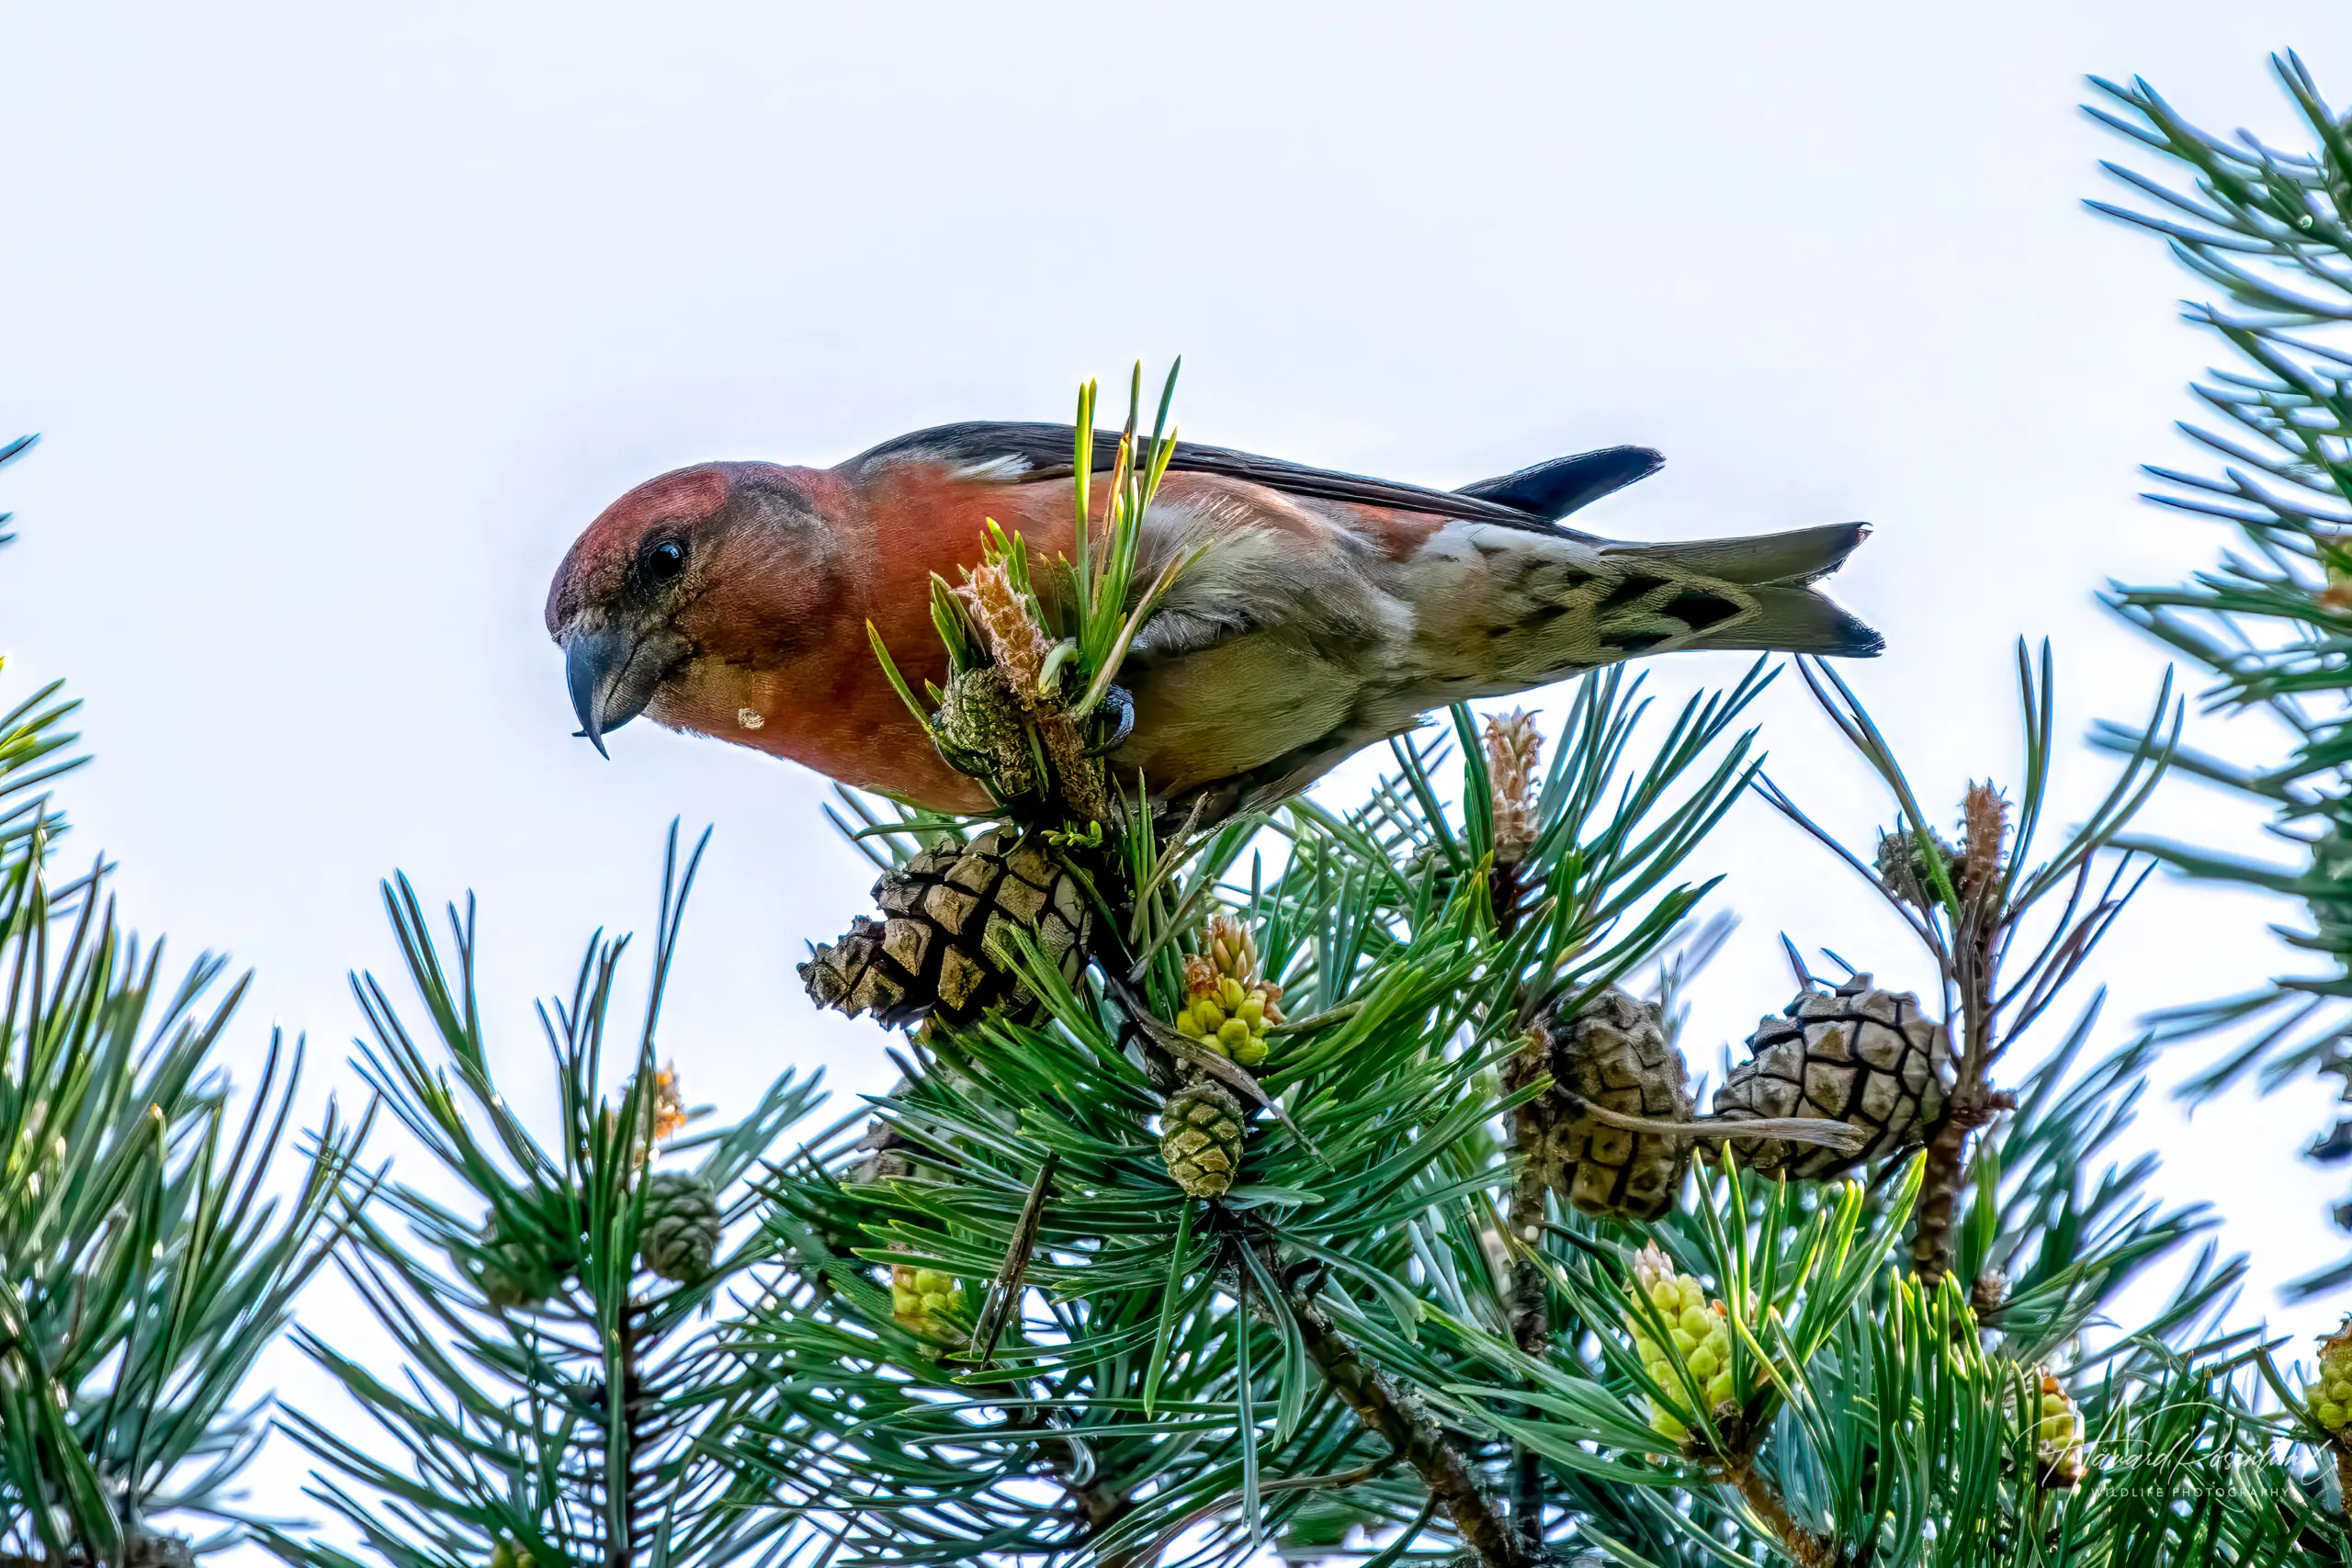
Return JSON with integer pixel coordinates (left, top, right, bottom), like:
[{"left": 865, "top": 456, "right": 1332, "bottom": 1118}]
[{"left": 1085, "top": 685, "right": 1136, "bottom": 756}]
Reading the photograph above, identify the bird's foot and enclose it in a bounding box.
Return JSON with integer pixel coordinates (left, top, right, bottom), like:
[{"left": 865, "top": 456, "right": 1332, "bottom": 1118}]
[{"left": 1085, "top": 685, "right": 1136, "bottom": 756}]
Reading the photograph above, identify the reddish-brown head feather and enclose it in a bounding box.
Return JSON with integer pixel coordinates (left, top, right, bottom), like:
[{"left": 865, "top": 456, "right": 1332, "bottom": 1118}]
[
  {"left": 547, "top": 455, "right": 1081, "bottom": 808},
  {"left": 544, "top": 465, "right": 732, "bottom": 637}
]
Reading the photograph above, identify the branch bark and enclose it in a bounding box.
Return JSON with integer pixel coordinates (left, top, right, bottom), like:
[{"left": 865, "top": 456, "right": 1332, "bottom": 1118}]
[
  {"left": 1716, "top": 1449, "right": 1835, "bottom": 1568},
  {"left": 1912, "top": 883, "right": 2002, "bottom": 1289},
  {"left": 1908, "top": 1108, "right": 1973, "bottom": 1288},
  {"left": 1506, "top": 1005, "right": 1551, "bottom": 1555},
  {"left": 1507, "top": 1165, "right": 1548, "bottom": 1554},
  {"left": 610, "top": 1298, "right": 649, "bottom": 1568},
  {"left": 1283, "top": 1274, "right": 1534, "bottom": 1568}
]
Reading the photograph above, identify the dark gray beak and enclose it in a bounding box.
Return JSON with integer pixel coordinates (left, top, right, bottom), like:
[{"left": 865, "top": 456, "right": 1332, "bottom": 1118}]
[{"left": 565, "top": 623, "right": 652, "bottom": 758}]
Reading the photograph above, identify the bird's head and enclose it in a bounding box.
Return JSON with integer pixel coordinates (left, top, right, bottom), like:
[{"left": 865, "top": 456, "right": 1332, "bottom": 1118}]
[{"left": 545, "top": 461, "right": 842, "bottom": 755}]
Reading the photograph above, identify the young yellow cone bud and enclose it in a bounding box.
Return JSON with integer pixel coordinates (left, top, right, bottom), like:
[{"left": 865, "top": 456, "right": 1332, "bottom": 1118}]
[
  {"left": 1482, "top": 709, "right": 1544, "bottom": 863},
  {"left": 891, "top": 1260, "right": 969, "bottom": 1340},
  {"left": 1959, "top": 781, "right": 2012, "bottom": 903},
  {"left": 634, "top": 1060, "right": 688, "bottom": 1145},
  {"left": 2034, "top": 1371, "right": 2086, "bottom": 1487},
  {"left": 1631, "top": 1242, "right": 1679, "bottom": 1299},
  {"left": 2315, "top": 1317, "right": 2352, "bottom": 1438},
  {"left": 1623, "top": 1244, "right": 1740, "bottom": 1438},
  {"left": 954, "top": 560, "right": 1056, "bottom": 708},
  {"left": 1173, "top": 915, "right": 1283, "bottom": 1072}
]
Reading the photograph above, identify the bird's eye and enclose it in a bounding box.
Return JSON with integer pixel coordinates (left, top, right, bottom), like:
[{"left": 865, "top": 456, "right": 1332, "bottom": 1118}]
[{"left": 643, "top": 540, "right": 686, "bottom": 582}]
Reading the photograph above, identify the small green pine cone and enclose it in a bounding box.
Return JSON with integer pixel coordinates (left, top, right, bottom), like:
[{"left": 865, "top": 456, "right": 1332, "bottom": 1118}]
[
  {"left": 2315, "top": 1317, "right": 2352, "bottom": 1437},
  {"left": 473, "top": 1213, "right": 566, "bottom": 1310},
  {"left": 639, "top": 1170, "right": 721, "bottom": 1283},
  {"left": 121, "top": 1531, "right": 197, "bottom": 1568},
  {"left": 933, "top": 665, "right": 1038, "bottom": 796},
  {"left": 1160, "top": 1077, "right": 1248, "bottom": 1198},
  {"left": 891, "top": 1261, "right": 970, "bottom": 1340},
  {"left": 1873, "top": 823, "right": 1958, "bottom": 908},
  {"left": 1623, "top": 1243, "right": 1735, "bottom": 1441}
]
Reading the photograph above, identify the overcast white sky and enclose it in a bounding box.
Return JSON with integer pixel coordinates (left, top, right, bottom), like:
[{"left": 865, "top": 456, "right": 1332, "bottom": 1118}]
[{"left": 7, "top": 0, "right": 2352, "bottom": 1556}]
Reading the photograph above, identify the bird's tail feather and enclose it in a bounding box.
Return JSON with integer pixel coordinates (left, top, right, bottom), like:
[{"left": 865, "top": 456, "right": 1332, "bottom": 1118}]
[
  {"left": 1611, "top": 521, "right": 1871, "bottom": 586},
  {"left": 1689, "top": 582, "right": 1883, "bottom": 657},
  {"left": 1588, "top": 522, "right": 1881, "bottom": 660}
]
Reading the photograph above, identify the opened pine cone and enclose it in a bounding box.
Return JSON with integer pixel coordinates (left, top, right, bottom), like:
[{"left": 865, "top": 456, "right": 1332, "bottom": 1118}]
[
  {"left": 800, "top": 828, "right": 1093, "bottom": 1029},
  {"left": 1713, "top": 974, "right": 1952, "bottom": 1179},
  {"left": 1511, "top": 987, "right": 1693, "bottom": 1221},
  {"left": 1160, "top": 1077, "right": 1248, "bottom": 1198}
]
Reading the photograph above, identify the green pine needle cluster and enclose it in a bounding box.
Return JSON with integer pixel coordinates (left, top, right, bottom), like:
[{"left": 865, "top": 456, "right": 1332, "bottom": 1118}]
[
  {"left": 0, "top": 433, "right": 366, "bottom": 1568},
  {"left": 2095, "top": 53, "right": 2352, "bottom": 1297},
  {"left": 261, "top": 832, "right": 820, "bottom": 1568}
]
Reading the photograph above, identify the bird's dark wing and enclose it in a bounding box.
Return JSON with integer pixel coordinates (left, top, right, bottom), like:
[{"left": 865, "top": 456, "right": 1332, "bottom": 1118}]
[{"left": 849, "top": 422, "right": 1625, "bottom": 538}]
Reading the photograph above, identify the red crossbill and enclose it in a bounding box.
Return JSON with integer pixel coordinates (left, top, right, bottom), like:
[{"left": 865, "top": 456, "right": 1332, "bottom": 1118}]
[{"left": 545, "top": 423, "right": 1879, "bottom": 815}]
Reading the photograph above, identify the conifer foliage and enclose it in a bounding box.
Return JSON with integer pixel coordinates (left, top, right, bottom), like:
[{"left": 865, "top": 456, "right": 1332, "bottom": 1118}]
[
  {"left": 0, "top": 434, "right": 366, "bottom": 1568},
  {"left": 25, "top": 50, "right": 2352, "bottom": 1568},
  {"left": 2095, "top": 52, "right": 2352, "bottom": 1298}
]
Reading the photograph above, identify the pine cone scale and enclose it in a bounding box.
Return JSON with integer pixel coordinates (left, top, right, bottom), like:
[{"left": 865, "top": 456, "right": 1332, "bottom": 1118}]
[
  {"left": 1161, "top": 1079, "right": 1246, "bottom": 1197},
  {"left": 1713, "top": 974, "right": 1952, "bottom": 1179},
  {"left": 1523, "top": 988, "right": 1692, "bottom": 1221},
  {"left": 800, "top": 829, "right": 1094, "bottom": 1030}
]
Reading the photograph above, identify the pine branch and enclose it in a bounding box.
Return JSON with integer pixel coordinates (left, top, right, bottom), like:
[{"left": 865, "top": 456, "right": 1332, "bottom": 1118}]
[
  {"left": 1504, "top": 1164, "right": 1549, "bottom": 1554},
  {"left": 2090, "top": 52, "right": 2352, "bottom": 1292},
  {"left": 1714, "top": 1447, "right": 1833, "bottom": 1568},
  {"left": 272, "top": 828, "right": 816, "bottom": 1568},
  {"left": 1769, "top": 649, "right": 2169, "bottom": 1291},
  {"left": 1281, "top": 1271, "right": 1532, "bottom": 1568},
  {"left": 1907, "top": 1114, "right": 1974, "bottom": 1288}
]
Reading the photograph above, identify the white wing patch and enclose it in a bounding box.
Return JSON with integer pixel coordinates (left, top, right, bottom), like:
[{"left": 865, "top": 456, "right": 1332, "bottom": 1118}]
[{"left": 944, "top": 453, "right": 1035, "bottom": 482}]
